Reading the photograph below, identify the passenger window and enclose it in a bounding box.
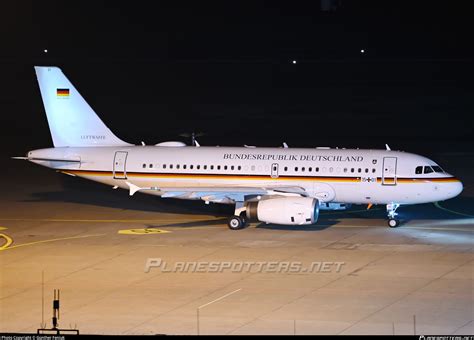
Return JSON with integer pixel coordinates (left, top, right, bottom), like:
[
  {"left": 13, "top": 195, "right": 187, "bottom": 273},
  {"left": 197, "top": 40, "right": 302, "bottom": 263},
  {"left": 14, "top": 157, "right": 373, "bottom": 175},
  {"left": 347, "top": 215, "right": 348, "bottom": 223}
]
[
  {"left": 203, "top": 165, "right": 207, "bottom": 170},
  {"left": 351, "top": 168, "right": 354, "bottom": 173},
  {"left": 424, "top": 166, "right": 434, "bottom": 174},
  {"left": 372, "top": 168, "right": 376, "bottom": 173},
  {"left": 316, "top": 167, "right": 319, "bottom": 172},
  {"left": 343, "top": 168, "right": 347, "bottom": 173},
  {"left": 238, "top": 166, "right": 241, "bottom": 170},
  {"left": 190, "top": 165, "right": 193, "bottom": 169},
  {"left": 358, "top": 168, "right": 361, "bottom": 173},
  {"left": 415, "top": 166, "right": 423, "bottom": 174},
  {"left": 142, "top": 164, "right": 146, "bottom": 168},
  {"left": 163, "top": 164, "right": 167, "bottom": 169},
  {"left": 177, "top": 164, "right": 180, "bottom": 169},
  {"left": 217, "top": 165, "right": 221, "bottom": 170},
  {"left": 197, "top": 165, "right": 200, "bottom": 170},
  {"left": 309, "top": 167, "right": 312, "bottom": 172},
  {"left": 231, "top": 165, "right": 234, "bottom": 170},
  {"left": 295, "top": 167, "right": 298, "bottom": 172},
  {"left": 365, "top": 168, "right": 369, "bottom": 173},
  {"left": 284, "top": 166, "right": 288, "bottom": 171},
  {"left": 302, "top": 167, "right": 305, "bottom": 172},
  {"left": 210, "top": 165, "right": 214, "bottom": 170},
  {"left": 170, "top": 164, "right": 173, "bottom": 169},
  {"left": 149, "top": 164, "right": 153, "bottom": 168},
  {"left": 183, "top": 165, "right": 187, "bottom": 169},
  {"left": 224, "top": 165, "right": 228, "bottom": 170}
]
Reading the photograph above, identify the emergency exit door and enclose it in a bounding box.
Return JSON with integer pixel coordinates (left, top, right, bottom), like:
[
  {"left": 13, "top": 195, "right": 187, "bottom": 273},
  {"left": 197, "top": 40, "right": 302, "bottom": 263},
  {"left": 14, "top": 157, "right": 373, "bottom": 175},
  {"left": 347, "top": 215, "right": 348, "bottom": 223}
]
[
  {"left": 382, "top": 157, "right": 397, "bottom": 185},
  {"left": 113, "top": 151, "right": 128, "bottom": 179},
  {"left": 271, "top": 163, "right": 279, "bottom": 178}
]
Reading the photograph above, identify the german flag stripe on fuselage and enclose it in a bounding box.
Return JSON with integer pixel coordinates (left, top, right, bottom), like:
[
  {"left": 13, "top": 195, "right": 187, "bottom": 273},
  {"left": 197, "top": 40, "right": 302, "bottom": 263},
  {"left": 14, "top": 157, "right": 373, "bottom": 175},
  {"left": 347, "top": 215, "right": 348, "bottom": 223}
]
[
  {"left": 62, "top": 169, "right": 460, "bottom": 183},
  {"left": 56, "top": 88, "right": 69, "bottom": 96}
]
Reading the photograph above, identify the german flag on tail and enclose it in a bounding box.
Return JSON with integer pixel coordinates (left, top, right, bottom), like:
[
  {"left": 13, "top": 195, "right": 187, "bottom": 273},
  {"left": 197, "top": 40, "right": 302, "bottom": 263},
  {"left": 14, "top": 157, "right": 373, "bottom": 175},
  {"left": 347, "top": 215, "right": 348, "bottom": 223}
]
[{"left": 56, "top": 88, "right": 70, "bottom": 97}]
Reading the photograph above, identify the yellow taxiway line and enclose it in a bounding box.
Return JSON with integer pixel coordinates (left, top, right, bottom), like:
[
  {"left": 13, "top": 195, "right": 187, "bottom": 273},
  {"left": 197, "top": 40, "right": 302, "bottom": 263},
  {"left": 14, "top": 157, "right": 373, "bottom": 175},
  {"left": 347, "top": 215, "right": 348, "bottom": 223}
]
[
  {"left": 0, "top": 230, "right": 13, "bottom": 250},
  {"left": 0, "top": 233, "right": 106, "bottom": 252}
]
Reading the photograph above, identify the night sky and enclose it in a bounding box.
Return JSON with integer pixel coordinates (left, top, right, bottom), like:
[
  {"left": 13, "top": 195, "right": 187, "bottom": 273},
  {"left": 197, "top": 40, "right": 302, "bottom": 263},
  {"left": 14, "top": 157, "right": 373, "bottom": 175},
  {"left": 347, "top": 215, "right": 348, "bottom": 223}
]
[{"left": 1, "top": 1, "right": 473, "bottom": 155}]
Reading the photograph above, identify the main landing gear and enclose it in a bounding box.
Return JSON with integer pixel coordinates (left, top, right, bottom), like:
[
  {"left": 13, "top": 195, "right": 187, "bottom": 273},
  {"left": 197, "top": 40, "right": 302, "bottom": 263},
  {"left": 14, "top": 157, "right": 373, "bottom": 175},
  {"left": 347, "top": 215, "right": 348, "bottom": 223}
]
[
  {"left": 227, "top": 201, "right": 248, "bottom": 230},
  {"left": 228, "top": 215, "right": 247, "bottom": 230},
  {"left": 386, "top": 203, "right": 400, "bottom": 228}
]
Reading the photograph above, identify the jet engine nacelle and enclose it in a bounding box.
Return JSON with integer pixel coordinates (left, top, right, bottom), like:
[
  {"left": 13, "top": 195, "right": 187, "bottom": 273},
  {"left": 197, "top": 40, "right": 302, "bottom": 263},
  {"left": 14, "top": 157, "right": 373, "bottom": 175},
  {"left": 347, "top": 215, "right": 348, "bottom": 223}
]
[{"left": 246, "top": 197, "right": 319, "bottom": 225}]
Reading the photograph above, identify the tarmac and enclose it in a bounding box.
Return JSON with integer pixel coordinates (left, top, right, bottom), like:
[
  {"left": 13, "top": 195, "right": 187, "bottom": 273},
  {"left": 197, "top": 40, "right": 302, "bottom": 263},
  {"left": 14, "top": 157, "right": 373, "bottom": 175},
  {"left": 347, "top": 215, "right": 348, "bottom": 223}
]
[{"left": 0, "top": 151, "right": 473, "bottom": 335}]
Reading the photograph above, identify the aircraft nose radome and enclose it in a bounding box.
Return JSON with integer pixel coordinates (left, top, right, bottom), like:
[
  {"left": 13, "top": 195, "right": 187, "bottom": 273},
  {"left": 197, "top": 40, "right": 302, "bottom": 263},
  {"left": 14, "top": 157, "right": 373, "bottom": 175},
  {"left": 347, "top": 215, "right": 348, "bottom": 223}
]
[{"left": 448, "top": 179, "right": 463, "bottom": 199}]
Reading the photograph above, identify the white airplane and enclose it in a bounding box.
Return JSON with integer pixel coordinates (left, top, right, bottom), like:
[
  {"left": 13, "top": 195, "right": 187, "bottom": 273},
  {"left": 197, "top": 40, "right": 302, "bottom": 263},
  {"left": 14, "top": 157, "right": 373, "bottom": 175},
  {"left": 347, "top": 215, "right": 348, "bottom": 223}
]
[{"left": 16, "top": 66, "right": 463, "bottom": 230}]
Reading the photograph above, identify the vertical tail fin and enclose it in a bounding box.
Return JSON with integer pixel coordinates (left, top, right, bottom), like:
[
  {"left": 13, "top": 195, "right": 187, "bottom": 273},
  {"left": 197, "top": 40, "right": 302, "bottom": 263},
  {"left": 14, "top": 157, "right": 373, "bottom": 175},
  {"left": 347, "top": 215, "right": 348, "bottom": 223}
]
[{"left": 34, "top": 66, "right": 131, "bottom": 147}]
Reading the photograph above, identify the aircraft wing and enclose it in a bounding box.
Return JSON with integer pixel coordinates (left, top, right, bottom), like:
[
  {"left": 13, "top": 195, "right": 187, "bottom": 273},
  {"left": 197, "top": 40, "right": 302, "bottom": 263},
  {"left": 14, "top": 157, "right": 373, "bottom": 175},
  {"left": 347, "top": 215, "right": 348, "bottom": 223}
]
[{"left": 125, "top": 181, "right": 308, "bottom": 203}]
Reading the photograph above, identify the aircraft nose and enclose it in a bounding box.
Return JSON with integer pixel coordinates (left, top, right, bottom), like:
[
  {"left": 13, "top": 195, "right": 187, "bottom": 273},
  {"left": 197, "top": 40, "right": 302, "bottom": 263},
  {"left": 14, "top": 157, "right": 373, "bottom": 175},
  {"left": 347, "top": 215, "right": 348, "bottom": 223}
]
[{"left": 447, "top": 179, "right": 463, "bottom": 199}]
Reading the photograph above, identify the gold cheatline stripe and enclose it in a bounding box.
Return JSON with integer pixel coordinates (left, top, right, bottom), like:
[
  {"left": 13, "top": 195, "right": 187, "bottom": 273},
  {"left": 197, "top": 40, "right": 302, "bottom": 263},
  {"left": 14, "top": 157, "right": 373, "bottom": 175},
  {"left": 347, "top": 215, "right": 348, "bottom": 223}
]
[
  {"left": 63, "top": 170, "right": 459, "bottom": 183},
  {"left": 65, "top": 170, "right": 361, "bottom": 182}
]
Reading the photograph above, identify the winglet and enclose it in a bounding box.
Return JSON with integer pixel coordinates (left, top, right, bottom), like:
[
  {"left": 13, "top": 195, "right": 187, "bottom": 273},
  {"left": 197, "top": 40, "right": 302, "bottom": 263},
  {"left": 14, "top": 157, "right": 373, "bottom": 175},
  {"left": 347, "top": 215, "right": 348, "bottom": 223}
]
[
  {"left": 125, "top": 181, "right": 142, "bottom": 196},
  {"left": 385, "top": 144, "right": 391, "bottom": 151}
]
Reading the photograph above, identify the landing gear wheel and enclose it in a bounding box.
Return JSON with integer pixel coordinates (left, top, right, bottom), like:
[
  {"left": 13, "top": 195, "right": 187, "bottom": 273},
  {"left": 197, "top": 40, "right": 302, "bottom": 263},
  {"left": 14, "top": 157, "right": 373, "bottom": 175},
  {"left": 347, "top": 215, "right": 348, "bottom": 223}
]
[
  {"left": 388, "top": 219, "right": 399, "bottom": 228},
  {"left": 228, "top": 216, "right": 245, "bottom": 230}
]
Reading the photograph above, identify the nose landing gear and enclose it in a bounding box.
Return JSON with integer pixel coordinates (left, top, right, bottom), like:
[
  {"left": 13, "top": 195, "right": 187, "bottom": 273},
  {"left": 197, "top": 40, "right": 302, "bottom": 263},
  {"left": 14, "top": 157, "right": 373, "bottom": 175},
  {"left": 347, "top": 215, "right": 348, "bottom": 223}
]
[{"left": 386, "top": 203, "right": 400, "bottom": 228}]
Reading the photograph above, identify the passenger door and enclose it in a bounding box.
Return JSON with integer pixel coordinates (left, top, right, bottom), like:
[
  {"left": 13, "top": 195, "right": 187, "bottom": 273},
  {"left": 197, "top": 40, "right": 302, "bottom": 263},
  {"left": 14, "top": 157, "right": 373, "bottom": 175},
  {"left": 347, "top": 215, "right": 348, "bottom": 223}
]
[
  {"left": 382, "top": 157, "right": 397, "bottom": 185},
  {"left": 113, "top": 151, "right": 128, "bottom": 179}
]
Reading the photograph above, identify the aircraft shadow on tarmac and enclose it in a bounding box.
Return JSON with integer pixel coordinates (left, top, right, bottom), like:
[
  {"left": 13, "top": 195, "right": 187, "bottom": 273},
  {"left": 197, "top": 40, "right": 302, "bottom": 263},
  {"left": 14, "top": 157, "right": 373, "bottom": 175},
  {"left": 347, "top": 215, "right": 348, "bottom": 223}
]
[
  {"left": 21, "top": 175, "right": 474, "bottom": 228},
  {"left": 22, "top": 175, "right": 234, "bottom": 216},
  {"left": 255, "top": 220, "right": 340, "bottom": 231},
  {"left": 144, "top": 218, "right": 342, "bottom": 230},
  {"left": 144, "top": 218, "right": 231, "bottom": 229}
]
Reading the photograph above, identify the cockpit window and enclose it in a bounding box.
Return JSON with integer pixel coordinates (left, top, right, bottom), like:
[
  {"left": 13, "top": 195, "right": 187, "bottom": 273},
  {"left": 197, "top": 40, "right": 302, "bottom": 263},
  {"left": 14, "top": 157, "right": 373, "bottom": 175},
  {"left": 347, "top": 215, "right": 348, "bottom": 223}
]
[
  {"left": 415, "top": 166, "right": 423, "bottom": 174},
  {"left": 431, "top": 165, "right": 444, "bottom": 173},
  {"left": 424, "top": 166, "right": 434, "bottom": 174}
]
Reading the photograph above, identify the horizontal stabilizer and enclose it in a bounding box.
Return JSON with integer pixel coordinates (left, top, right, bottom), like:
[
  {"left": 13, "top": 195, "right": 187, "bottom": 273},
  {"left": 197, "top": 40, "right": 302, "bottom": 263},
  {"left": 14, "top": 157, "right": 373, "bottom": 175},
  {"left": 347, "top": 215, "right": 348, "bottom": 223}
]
[{"left": 12, "top": 156, "right": 81, "bottom": 163}]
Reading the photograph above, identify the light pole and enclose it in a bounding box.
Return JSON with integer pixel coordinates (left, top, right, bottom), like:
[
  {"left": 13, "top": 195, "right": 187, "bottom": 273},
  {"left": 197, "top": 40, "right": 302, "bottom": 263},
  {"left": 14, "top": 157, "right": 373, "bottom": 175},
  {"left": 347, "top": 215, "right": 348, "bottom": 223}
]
[{"left": 197, "top": 288, "right": 241, "bottom": 335}]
